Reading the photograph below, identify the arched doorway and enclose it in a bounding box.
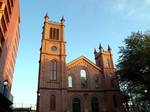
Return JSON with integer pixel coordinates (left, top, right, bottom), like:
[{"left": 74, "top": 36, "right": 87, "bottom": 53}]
[
  {"left": 91, "top": 97, "right": 99, "bottom": 112},
  {"left": 73, "top": 98, "right": 81, "bottom": 112}
]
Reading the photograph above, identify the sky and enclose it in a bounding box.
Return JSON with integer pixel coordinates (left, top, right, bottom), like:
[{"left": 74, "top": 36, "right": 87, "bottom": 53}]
[{"left": 11, "top": 0, "right": 150, "bottom": 107}]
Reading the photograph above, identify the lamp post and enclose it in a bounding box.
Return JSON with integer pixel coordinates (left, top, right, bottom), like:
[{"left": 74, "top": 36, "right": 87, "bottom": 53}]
[
  {"left": 37, "top": 91, "right": 40, "bottom": 112},
  {"left": 3, "top": 80, "right": 8, "bottom": 95},
  {"left": 1, "top": 80, "right": 8, "bottom": 112}
]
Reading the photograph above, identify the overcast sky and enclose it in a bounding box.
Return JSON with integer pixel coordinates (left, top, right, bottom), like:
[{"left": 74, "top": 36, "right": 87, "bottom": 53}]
[{"left": 11, "top": 0, "right": 150, "bottom": 107}]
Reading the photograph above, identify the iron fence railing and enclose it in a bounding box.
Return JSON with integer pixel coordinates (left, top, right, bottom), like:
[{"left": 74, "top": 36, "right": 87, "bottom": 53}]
[{"left": 0, "top": 80, "right": 13, "bottom": 102}]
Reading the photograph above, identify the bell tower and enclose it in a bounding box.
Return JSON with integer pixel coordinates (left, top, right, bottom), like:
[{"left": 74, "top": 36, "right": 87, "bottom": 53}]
[
  {"left": 37, "top": 14, "right": 67, "bottom": 112},
  {"left": 94, "top": 44, "right": 115, "bottom": 74},
  {"left": 94, "top": 44, "right": 122, "bottom": 111},
  {"left": 94, "top": 44, "right": 117, "bottom": 88}
]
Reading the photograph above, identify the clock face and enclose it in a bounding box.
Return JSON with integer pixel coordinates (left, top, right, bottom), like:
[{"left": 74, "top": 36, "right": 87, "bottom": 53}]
[{"left": 51, "top": 46, "right": 57, "bottom": 52}]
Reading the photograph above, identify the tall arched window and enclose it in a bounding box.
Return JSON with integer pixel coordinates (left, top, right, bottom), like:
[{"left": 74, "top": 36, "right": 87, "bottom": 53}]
[
  {"left": 73, "top": 98, "right": 81, "bottom": 112},
  {"left": 50, "top": 60, "right": 57, "bottom": 80},
  {"left": 91, "top": 97, "right": 99, "bottom": 112},
  {"left": 53, "top": 28, "right": 56, "bottom": 39},
  {"left": 49, "top": 28, "right": 52, "bottom": 39},
  {"left": 51, "top": 28, "right": 54, "bottom": 39},
  {"left": 68, "top": 76, "right": 72, "bottom": 87},
  {"left": 50, "top": 95, "right": 56, "bottom": 110},
  {"left": 80, "top": 69, "right": 87, "bottom": 88},
  {"left": 56, "top": 29, "right": 59, "bottom": 40}
]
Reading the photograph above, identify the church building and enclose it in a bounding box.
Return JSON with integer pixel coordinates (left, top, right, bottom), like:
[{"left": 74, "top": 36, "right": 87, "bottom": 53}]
[{"left": 37, "top": 14, "right": 123, "bottom": 112}]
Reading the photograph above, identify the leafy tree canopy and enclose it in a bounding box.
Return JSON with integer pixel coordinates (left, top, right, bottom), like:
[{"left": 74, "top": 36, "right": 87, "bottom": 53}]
[
  {"left": 118, "top": 31, "right": 150, "bottom": 88},
  {"left": 117, "top": 31, "right": 150, "bottom": 107}
]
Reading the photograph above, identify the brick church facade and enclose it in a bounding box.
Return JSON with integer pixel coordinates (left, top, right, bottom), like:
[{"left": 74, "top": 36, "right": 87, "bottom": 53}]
[{"left": 37, "top": 14, "right": 123, "bottom": 112}]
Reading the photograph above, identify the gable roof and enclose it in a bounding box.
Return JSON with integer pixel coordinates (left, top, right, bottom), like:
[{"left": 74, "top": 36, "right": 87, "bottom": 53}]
[{"left": 67, "top": 56, "right": 101, "bottom": 71}]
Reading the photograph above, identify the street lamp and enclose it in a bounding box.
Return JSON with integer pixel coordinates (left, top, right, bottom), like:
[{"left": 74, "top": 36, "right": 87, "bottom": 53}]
[
  {"left": 37, "top": 91, "right": 40, "bottom": 112},
  {"left": 3, "top": 80, "right": 8, "bottom": 95},
  {"left": 38, "top": 92, "right": 40, "bottom": 96},
  {"left": 1, "top": 80, "right": 8, "bottom": 112},
  {"left": 144, "top": 89, "right": 148, "bottom": 93}
]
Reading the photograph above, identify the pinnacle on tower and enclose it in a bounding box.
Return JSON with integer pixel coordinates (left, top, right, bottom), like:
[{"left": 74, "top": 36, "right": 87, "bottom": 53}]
[
  {"left": 108, "top": 44, "right": 112, "bottom": 51},
  {"left": 99, "top": 43, "right": 102, "bottom": 50},
  {"left": 94, "top": 48, "right": 97, "bottom": 54},
  {"left": 45, "top": 12, "right": 49, "bottom": 18},
  {"left": 61, "top": 16, "right": 65, "bottom": 23},
  {"left": 99, "top": 43, "right": 104, "bottom": 52},
  {"left": 99, "top": 44, "right": 103, "bottom": 50},
  {"left": 44, "top": 12, "right": 49, "bottom": 22}
]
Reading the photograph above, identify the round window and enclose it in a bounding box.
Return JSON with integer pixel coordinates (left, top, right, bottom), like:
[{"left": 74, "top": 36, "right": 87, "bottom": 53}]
[{"left": 51, "top": 46, "right": 57, "bottom": 52}]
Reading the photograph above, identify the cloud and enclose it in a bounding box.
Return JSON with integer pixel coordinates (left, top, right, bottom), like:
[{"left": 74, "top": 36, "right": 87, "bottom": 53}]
[{"left": 112, "top": 0, "right": 150, "bottom": 20}]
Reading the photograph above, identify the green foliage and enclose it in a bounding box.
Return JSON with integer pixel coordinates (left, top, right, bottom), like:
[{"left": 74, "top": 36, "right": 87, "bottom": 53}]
[{"left": 117, "top": 31, "right": 150, "bottom": 111}]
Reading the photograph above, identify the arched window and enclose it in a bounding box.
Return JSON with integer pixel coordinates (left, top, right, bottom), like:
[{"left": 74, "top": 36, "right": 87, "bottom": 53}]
[
  {"left": 80, "top": 70, "right": 86, "bottom": 78},
  {"left": 53, "top": 28, "right": 56, "bottom": 39},
  {"left": 73, "top": 98, "right": 81, "bottom": 112},
  {"left": 56, "top": 29, "right": 59, "bottom": 40},
  {"left": 80, "top": 69, "right": 87, "bottom": 88},
  {"left": 51, "top": 28, "right": 54, "bottom": 39},
  {"left": 50, "top": 95, "right": 56, "bottom": 110},
  {"left": 91, "top": 97, "right": 99, "bottom": 112},
  {"left": 68, "top": 76, "right": 72, "bottom": 87},
  {"left": 50, "top": 60, "right": 57, "bottom": 80},
  {"left": 49, "top": 28, "right": 52, "bottom": 39}
]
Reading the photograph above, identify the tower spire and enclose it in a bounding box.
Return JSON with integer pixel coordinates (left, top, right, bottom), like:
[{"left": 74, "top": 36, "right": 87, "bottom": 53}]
[
  {"left": 61, "top": 16, "right": 65, "bottom": 23},
  {"left": 44, "top": 12, "right": 49, "bottom": 22},
  {"left": 99, "top": 43, "right": 102, "bottom": 50},
  {"left": 108, "top": 44, "right": 111, "bottom": 51},
  {"left": 94, "top": 48, "right": 97, "bottom": 54},
  {"left": 45, "top": 12, "right": 48, "bottom": 17},
  {"left": 99, "top": 43, "right": 103, "bottom": 52}
]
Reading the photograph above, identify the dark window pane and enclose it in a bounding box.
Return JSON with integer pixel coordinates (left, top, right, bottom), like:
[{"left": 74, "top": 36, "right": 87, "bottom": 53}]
[
  {"left": 91, "top": 97, "right": 99, "bottom": 112},
  {"left": 49, "top": 28, "right": 52, "bottom": 39},
  {"left": 50, "top": 95, "right": 56, "bottom": 110},
  {"left": 73, "top": 98, "right": 81, "bottom": 112},
  {"left": 113, "top": 95, "right": 118, "bottom": 108},
  {"left": 57, "top": 29, "right": 59, "bottom": 40},
  {"left": 53, "top": 28, "right": 56, "bottom": 39}
]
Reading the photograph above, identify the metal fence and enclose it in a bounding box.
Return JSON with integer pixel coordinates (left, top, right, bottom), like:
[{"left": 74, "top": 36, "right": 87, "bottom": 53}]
[
  {"left": 0, "top": 80, "right": 13, "bottom": 102},
  {"left": 13, "top": 103, "right": 36, "bottom": 110}
]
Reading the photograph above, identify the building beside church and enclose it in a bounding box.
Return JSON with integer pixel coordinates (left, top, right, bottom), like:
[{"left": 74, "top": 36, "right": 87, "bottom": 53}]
[
  {"left": 37, "top": 14, "right": 123, "bottom": 112},
  {"left": 0, "top": 0, "right": 20, "bottom": 111}
]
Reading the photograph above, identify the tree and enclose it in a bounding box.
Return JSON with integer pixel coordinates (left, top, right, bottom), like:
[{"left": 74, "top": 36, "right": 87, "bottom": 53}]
[{"left": 117, "top": 31, "right": 150, "bottom": 111}]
